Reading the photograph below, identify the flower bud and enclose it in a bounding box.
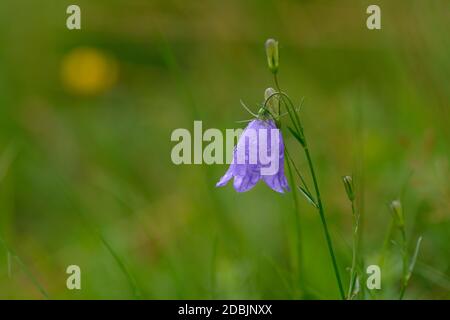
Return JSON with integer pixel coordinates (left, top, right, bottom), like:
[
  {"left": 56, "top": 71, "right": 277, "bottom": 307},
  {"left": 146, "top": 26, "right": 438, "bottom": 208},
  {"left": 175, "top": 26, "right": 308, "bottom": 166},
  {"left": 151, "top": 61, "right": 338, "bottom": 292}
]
[
  {"left": 390, "top": 200, "right": 404, "bottom": 227},
  {"left": 265, "top": 38, "right": 279, "bottom": 74},
  {"left": 342, "top": 175, "right": 355, "bottom": 201},
  {"left": 264, "top": 87, "right": 279, "bottom": 112}
]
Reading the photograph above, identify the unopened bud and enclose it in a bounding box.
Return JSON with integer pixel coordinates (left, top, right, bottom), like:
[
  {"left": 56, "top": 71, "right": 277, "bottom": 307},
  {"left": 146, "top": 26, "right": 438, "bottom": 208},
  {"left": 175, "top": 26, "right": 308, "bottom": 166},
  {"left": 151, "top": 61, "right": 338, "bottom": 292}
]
[
  {"left": 264, "top": 87, "right": 279, "bottom": 114},
  {"left": 390, "top": 200, "right": 404, "bottom": 227},
  {"left": 342, "top": 175, "right": 355, "bottom": 201},
  {"left": 265, "top": 38, "right": 279, "bottom": 74}
]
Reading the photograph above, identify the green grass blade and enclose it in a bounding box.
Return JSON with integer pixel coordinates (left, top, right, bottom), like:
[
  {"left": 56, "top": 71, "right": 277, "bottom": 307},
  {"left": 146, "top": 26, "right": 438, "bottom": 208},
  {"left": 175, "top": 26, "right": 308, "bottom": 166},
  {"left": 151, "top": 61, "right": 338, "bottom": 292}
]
[
  {"left": 297, "top": 186, "right": 318, "bottom": 208},
  {"left": 286, "top": 159, "right": 306, "bottom": 297},
  {"left": 99, "top": 234, "right": 142, "bottom": 299},
  {"left": 287, "top": 126, "right": 305, "bottom": 147},
  {"left": 0, "top": 236, "right": 50, "bottom": 299},
  {"left": 408, "top": 236, "right": 423, "bottom": 276}
]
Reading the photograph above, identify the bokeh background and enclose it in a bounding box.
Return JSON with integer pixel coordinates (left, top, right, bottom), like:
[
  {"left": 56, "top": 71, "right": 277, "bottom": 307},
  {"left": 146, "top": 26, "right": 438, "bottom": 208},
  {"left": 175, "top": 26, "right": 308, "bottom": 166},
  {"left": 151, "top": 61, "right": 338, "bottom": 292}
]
[{"left": 0, "top": 0, "right": 449, "bottom": 299}]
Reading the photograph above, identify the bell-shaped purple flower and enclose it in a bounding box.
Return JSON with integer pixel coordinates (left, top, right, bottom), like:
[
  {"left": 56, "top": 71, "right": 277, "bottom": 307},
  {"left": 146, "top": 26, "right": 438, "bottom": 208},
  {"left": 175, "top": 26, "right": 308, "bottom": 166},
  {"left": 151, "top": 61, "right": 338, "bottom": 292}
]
[{"left": 216, "top": 119, "right": 289, "bottom": 193}]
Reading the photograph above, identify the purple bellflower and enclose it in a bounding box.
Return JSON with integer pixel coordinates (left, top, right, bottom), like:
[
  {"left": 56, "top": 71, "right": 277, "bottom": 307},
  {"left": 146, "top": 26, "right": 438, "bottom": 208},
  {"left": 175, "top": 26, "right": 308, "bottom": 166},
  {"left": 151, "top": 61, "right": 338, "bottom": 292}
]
[{"left": 216, "top": 115, "right": 289, "bottom": 193}]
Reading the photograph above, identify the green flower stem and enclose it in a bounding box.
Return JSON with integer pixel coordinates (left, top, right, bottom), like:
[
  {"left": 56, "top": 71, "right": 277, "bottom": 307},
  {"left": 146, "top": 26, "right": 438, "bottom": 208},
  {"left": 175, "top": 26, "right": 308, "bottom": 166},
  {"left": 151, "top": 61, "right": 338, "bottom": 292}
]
[
  {"left": 303, "top": 144, "right": 345, "bottom": 300},
  {"left": 273, "top": 75, "right": 345, "bottom": 299}
]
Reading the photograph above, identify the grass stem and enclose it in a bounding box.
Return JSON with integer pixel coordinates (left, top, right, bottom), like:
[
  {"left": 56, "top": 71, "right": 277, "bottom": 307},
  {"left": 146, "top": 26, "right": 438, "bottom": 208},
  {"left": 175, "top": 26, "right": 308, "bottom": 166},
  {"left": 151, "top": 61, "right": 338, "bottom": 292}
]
[{"left": 347, "top": 200, "right": 360, "bottom": 299}]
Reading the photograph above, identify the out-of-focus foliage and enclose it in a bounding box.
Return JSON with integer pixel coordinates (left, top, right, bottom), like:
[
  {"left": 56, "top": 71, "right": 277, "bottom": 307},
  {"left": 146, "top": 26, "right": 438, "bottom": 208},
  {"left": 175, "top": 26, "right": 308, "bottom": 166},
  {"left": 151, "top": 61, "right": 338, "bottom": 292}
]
[{"left": 0, "top": 0, "right": 448, "bottom": 299}]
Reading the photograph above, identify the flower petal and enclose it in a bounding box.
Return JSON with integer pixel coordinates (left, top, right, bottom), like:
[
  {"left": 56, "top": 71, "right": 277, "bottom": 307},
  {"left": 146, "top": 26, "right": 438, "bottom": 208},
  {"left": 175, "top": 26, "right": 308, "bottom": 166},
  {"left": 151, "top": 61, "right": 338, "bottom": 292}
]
[
  {"left": 233, "top": 164, "right": 260, "bottom": 192},
  {"left": 263, "top": 174, "right": 284, "bottom": 193},
  {"left": 279, "top": 171, "right": 290, "bottom": 192},
  {"left": 216, "top": 166, "right": 234, "bottom": 187},
  {"left": 216, "top": 118, "right": 290, "bottom": 193}
]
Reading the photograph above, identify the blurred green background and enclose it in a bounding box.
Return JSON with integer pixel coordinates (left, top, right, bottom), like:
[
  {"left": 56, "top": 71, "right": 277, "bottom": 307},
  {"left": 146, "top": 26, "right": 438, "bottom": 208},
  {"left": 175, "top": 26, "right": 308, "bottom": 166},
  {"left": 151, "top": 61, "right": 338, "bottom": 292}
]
[{"left": 0, "top": 0, "right": 449, "bottom": 299}]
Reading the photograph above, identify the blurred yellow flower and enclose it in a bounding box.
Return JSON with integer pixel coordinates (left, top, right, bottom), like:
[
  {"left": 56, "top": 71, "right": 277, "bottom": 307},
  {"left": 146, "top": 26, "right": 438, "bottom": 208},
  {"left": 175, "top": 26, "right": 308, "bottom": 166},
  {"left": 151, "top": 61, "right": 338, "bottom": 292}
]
[{"left": 61, "top": 47, "right": 118, "bottom": 96}]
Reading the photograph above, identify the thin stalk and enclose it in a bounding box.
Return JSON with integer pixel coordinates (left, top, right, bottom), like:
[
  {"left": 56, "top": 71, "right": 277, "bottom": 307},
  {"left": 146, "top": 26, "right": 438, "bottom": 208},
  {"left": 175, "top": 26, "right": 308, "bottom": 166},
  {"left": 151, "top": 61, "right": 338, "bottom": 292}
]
[
  {"left": 399, "top": 235, "right": 423, "bottom": 300},
  {"left": 379, "top": 219, "right": 395, "bottom": 270},
  {"left": 399, "top": 228, "right": 408, "bottom": 299},
  {"left": 286, "top": 157, "right": 306, "bottom": 297},
  {"left": 401, "top": 236, "right": 422, "bottom": 299},
  {"left": 304, "top": 146, "right": 345, "bottom": 299},
  {"left": 274, "top": 75, "right": 345, "bottom": 299},
  {"left": 347, "top": 200, "right": 360, "bottom": 299}
]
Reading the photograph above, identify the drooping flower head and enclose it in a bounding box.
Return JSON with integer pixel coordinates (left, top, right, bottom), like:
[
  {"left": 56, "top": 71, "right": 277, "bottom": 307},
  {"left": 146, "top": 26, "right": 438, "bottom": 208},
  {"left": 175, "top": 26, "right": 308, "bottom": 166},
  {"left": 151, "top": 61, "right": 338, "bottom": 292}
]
[{"left": 216, "top": 95, "right": 289, "bottom": 193}]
